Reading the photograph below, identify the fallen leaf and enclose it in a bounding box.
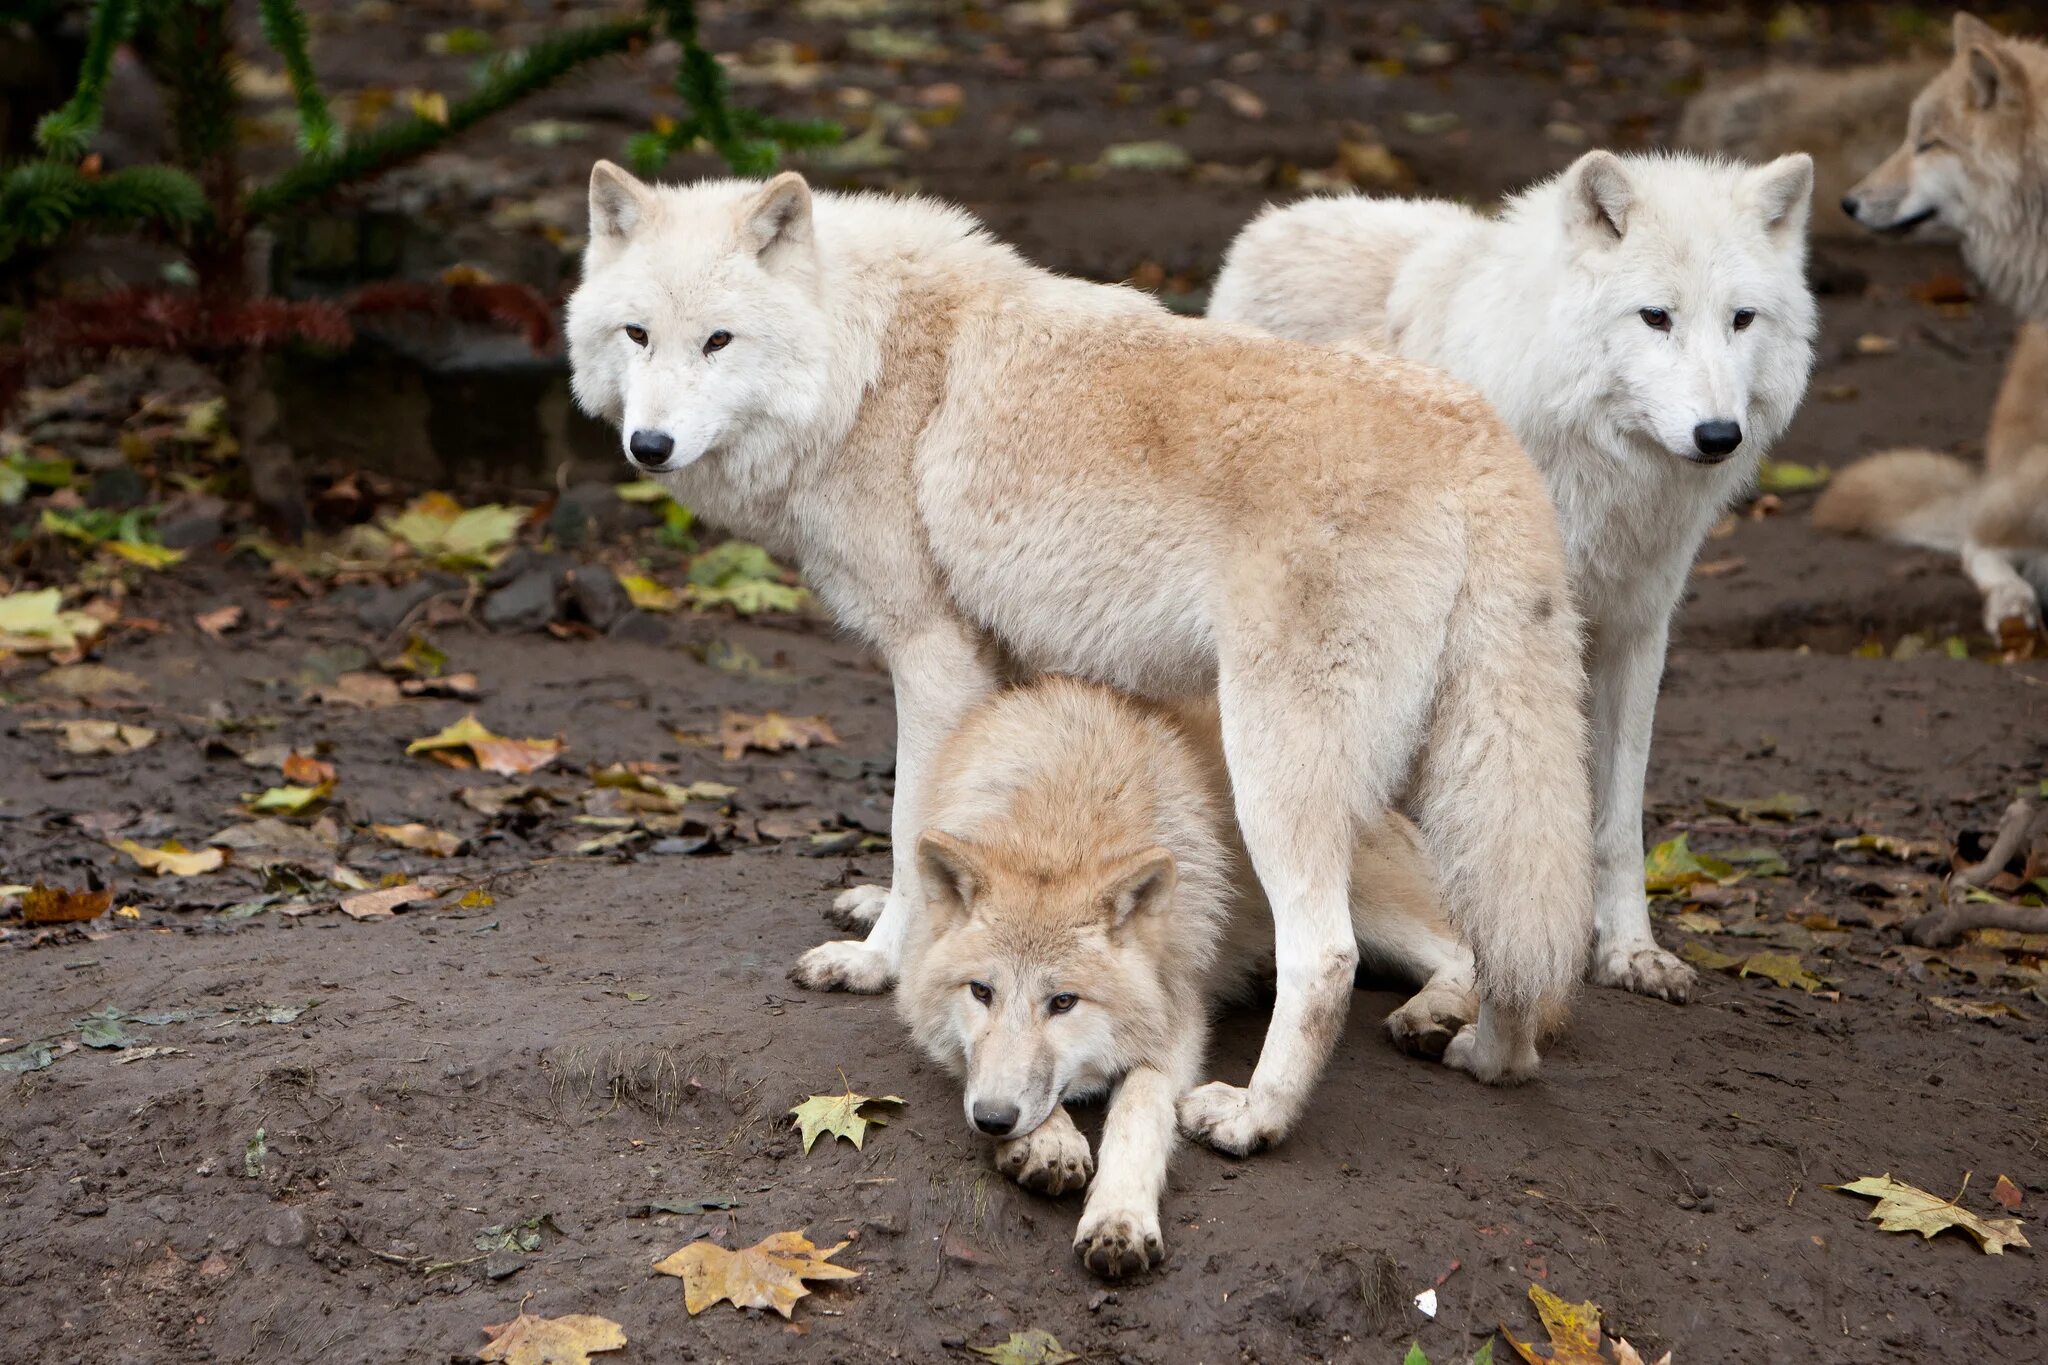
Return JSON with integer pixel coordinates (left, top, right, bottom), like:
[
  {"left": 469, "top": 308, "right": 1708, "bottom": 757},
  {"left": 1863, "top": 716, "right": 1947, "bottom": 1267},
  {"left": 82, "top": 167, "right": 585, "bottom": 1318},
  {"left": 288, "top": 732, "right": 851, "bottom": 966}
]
[
  {"left": 1993, "top": 1175, "right": 2023, "bottom": 1210},
  {"left": 307, "top": 671, "right": 403, "bottom": 707},
  {"left": 243, "top": 782, "right": 334, "bottom": 816},
  {"left": 653, "top": 1230, "right": 859, "bottom": 1317},
  {"left": 372, "top": 822, "right": 464, "bottom": 857},
  {"left": 684, "top": 541, "right": 808, "bottom": 615},
  {"left": 477, "top": 1311, "right": 627, "bottom": 1364},
  {"left": 1831, "top": 1174, "right": 2030, "bottom": 1254},
  {"left": 111, "top": 1045, "right": 187, "bottom": 1064},
  {"left": 717, "top": 711, "right": 840, "bottom": 762},
  {"left": 383, "top": 493, "right": 525, "bottom": 569},
  {"left": 407, "top": 713, "right": 564, "bottom": 775},
  {"left": 24, "top": 719, "right": 157, "bottom": 755},
  {"left": 77, "top": 1006, "right": 129, "bottom": 1049},
  {"left": 400, "top": 672, "right": 481, "bottom": 700},
  {"left": 195, "top": 605, "right": 244, "bottom": 639},
  {"left": 619, "top": 573, "right": 683, "bottom": 612},
  {"left": 281, "top": 752, "right": 336, "bottom": 785},
  {"left": 36, "top": 663, "right": 146, "bottom": 698},
  {"left": 1502, "top": 1283, "right": 1664, "bottom": 1365},
  {"left": 1833, "top": 833, "right": 1945, "bottom": 862},
  {"left": 112, "top": 839, "right": 225, "bottom": 877},
  {"left": 1740, "top": 951, "right": 1832, "bottom": 993},
  {"left": 972, "top": 1330, "right": 1081, "bottom": 1365},
  {"left": 1756, "top": 460, "right": 1829, "bottom": 493},
  {"left": 789, "top": 1085, "right": 905, "bottom": 1153},
  {"left": 21, "top": 882, "right": 115, "bottom": 924},
  {"left": 1705, "top": 792, "right": 1816, "bottom": 823},
  {"left": 1928, "top": 995, "right": 2029, "bottom": 1022},
  {"left": 1643, "top": 835, "right": 1737, "bottom": 896},
  {"left": 0, "top": 588, "right": 105, "bottom": 653},
  {"left": 205, "top": 817, "right": 340, "bottom": 868},
  {"left": 1855, "top": 333, "right": 1900, "bottom": 356},
  {"left": 340, "top": 883, "right": 439, "bottom": 919}
]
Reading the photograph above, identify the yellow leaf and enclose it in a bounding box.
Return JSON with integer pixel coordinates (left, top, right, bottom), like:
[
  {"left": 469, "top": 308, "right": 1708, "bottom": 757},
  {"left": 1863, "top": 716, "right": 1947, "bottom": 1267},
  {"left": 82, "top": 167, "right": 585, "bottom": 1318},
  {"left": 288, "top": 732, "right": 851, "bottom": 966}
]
[
  {"left": 716, "top": 710, "right": 840, "bottom": 762},
  {"left": 1927, "top": 996, "right": 2029, "bottom": 1022},
  {"left": 406, "top": 713, "right": 563, "bottom": 775},
  {"left": 112, "top": 839, "right": 225, "bottom": 877},
  {"left": 1831, "top": 833, "right": 1944, "bottom": 861},
  {"left": 1738, "top": 951, "right": 1831, "bottom": 993},
  {"left": 1643, "top": 834, "right": 1737, "bottom": 897},
  {"left": 476, "top": 1310, "right": 627, "bottom": 1365},
  {"left": 24, "top": 719, "right": 157, "bottom": 755},
  {"left": 971, "top": 1330, "right": 1082, "bottom": 1365},
  {"left": 1503, "top": 1283, "right": 1606, "bottom": 1364},
  {"left": 619, "top": 573, "right": 682, "bottom": 612},
  {"left": 653, "top": 1230, "right": 859, "bottom": 1317},
  {"left": 21, "top": 882, "right": 115, "bottom": 924},
  {"left": 789, "top": 1085, "right": 905, "bottom": 1153},
  {"left": 409, "top": 90, "right": 450, "bottom": 125},
  {"left": 0, "top": 588, "right": 104, "bottom": 653},
  {"left": 1831, "top": 1174, "right": 2030, "bottom": 1254},
  {"left": 105, "top": 539, "right": 185, "bottom": 570},
  {"left": 244, "top": 782, "right": 334, "bottom": 815},
  {"left": 372, "top": 822, "right": 464, "bottom": 857}
]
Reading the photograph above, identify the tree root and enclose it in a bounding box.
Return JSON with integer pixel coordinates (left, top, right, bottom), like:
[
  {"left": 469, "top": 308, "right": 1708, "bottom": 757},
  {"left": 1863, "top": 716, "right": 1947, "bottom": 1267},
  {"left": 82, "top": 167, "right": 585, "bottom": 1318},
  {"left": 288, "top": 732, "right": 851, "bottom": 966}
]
[{"left": 1905, "top": 797, "right": 2047, "bottom": 947}]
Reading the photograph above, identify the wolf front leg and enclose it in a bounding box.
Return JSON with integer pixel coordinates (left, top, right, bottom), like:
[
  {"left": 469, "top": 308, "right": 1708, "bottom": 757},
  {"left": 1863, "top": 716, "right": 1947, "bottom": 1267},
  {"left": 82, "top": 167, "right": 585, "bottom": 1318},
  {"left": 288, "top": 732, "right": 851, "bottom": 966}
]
[
  {"left": 1585, "top": 616, "right": 1695, "bottom": 1002},
  {"left": 790, "top": 625, "right": 997, "bottom": 993},
  {"left": 1962, "top": 538, "right": 2043, "bottom": 637},
  {"left": 1076, "top": 1029, "right": 1202, "bottom": 1277}
]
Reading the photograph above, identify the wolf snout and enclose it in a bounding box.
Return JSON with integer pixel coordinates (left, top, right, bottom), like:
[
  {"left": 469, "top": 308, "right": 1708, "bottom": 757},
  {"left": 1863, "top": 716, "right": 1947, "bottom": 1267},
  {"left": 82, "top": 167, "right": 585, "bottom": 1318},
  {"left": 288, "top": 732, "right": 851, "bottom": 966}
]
[
  {"left": 1691, "top": 420, "right": 1742, "bottom": 461},
  {"left": 1839, "top": 194, "right": 1860, "bottom": 220},
  {"left": 971, "top": 1099, "right": 1020, "bottom": 1137},
  {"left": 627, "top": 428, "right": 675, "bottom": 467}
]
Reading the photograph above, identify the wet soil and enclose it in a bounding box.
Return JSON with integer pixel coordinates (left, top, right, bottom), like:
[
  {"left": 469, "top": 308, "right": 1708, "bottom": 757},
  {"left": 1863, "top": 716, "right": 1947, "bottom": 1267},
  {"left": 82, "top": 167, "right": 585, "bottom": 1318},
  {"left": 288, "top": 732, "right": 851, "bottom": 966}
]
[{"left": 5, "top": 4, "right": 2047, "bottom": 1363}]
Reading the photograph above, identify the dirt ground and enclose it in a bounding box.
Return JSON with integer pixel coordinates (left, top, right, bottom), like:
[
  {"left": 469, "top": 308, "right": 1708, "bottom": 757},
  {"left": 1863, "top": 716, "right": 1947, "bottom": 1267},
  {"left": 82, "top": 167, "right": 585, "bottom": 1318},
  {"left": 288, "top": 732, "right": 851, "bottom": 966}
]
[{"left": 6, "top": 3, "right": 2048, "bottom": 1363}]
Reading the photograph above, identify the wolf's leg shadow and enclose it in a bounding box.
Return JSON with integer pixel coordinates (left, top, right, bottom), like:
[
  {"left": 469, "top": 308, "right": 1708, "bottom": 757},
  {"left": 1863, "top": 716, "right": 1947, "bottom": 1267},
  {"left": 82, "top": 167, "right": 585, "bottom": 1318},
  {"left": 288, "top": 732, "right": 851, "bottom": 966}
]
[
  {"left": 790, "top": 624, "right": 997, "bottom": 994},
  {"left": 1586, "top": 617, "right": 1697, "bottom": 1004},
  {"left": 995, "top": 1105, "right": 1093, "bottom": 1196},
  {"left": 1076, "top": 1030, "right": 1202, "bottom": 1278}
]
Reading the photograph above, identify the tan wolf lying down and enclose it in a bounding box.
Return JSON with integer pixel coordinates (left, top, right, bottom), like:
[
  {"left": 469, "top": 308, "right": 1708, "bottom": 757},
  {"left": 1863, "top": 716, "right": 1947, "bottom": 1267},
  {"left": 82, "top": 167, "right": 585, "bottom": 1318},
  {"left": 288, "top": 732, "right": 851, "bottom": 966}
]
[
  {"left": 564, "top": 165, "right": 1593, "bottom": 1155},
  {"left": 899, "top": 678, "right": 1470, "bottom": 1276},
  {"left": 1822, "top": 14, "right": 2048, "bottom": 638}
]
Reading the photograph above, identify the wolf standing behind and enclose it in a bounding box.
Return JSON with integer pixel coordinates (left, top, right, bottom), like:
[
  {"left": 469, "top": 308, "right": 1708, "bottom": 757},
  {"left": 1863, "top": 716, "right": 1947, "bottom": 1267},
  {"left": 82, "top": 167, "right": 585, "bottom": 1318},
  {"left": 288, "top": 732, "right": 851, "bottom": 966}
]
[
  {"left": 565, "top": 164, "right": 1593, "bottom": 1155},
  {"left": 1211, "top": 150, "right": 1818, "bottom": 1002},
  {"left": 1822, "top": 13, "right": 2048, "bottom": 639}
]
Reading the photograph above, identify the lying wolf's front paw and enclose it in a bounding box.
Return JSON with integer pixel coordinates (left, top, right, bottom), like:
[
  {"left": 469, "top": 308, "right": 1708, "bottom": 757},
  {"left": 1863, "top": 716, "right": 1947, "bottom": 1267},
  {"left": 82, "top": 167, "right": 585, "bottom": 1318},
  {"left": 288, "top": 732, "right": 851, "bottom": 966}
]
[
  {"left": 1985, "top": 582, "right": 2042, "bottom": 640},
  {"left": 823, "top": 884, "right": 889, "bottom": 933},
  {"left": 1384, "top": 981, "right": 1476, "bottom": 1060},
  {"left": 788, "top": 940, "right": 894, "bottom": 994},
  {"left": 1590, "top": 942, "right": 1696, "bottom": 1004},
  {"left": 1075, "top": 1205, "right": 1165, "bottom": 1278},
  {"left": 1443, "top": 1019, "right": 1540, "bottom": 1086},
  {"left": 1176, "top": 1082, "right": 1279, "bottom": 1158},
  {"left": 995, "top": 1122, "right": 1093, "bottom": 1196}
]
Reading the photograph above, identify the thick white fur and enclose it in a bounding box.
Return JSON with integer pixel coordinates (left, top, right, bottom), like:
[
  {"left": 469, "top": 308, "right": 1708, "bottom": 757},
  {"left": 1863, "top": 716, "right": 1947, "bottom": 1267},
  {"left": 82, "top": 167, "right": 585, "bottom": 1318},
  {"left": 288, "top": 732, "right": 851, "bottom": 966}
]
[
  {"left": 566, "top": 166, "right": 1593, "bottom": 1154},
  {"left": 1211, "top": 150, "right": 1819, "bottom": 1003}
]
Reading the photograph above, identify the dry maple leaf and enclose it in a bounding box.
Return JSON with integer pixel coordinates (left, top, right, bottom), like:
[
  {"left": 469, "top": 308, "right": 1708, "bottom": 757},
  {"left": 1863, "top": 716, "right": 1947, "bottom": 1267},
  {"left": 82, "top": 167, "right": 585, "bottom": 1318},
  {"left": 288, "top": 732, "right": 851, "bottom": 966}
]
[
  {"left": 21, "top": 883, "right": 115, "bottom": 925},
  {"left": 24, "top": 719, "right": 158, "bottom": 755},
  {"left": 789, "top": 1086, "right": 905, "bottom": 1153},
  {"left": 1503, "top": 1284, "right": 1669, "bottom": 1365},
  {"left": 476, "top": 1310, "right": 626, "bottom": 1364},
  {"left": 307, "top": 672, "right": 403, "bottom": 707},
  {"left": 111, "top": 839, "right": 225, "bottom": 877},
  {"left": 653, "top": 1230, "right": 858, "bottom": 1317},
  {"left": 372, "top": 822, "right": 465, "bottom": 857},
  {"left": 407, "top": 713, "right": 564, "bottom": 775},
  {"left": 716, "top": 710, "right": 840, "bottom": 762},
  {"left": 339, "top": 883, "right": 440, "bottom": 920},
  {"left": 1831, "top": 1173, "right": 2031, "bottom": 1254}
]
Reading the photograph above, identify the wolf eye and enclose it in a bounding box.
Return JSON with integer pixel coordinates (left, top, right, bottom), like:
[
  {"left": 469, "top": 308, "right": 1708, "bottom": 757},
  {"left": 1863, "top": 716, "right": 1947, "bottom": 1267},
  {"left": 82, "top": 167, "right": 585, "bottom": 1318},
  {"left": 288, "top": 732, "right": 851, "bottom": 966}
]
[
  {"left": 968, "top": 981, "right": 993, "bottom": 1006},
  {"left": 624, "top": 325, "right": 648, "bottom": 347},
  {"left": 1639, "top": 308, "right": 1672, "bottom": 332},
  {"left": 1732, "top": 309, "right": 1756, "bottom": 331},
  {"left": 1048, "top": 992, "right": 1079, "bottom": 1015},
  {"left": 703, "top": 330, "right": 733, "bottom": 355},
  {"left": 1915, "top": 139, "right": 1944, "bottom": 154}
]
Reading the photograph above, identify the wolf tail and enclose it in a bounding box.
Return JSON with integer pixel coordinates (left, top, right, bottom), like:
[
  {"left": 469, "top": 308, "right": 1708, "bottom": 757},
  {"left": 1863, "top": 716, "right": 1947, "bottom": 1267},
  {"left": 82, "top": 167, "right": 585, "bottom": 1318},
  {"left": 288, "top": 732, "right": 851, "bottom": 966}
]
[
  {"left": 1812, "top": 449, "right": 1979, "bottom": 552},
  {"left": 1409, "top": 501, "right": 1594, "bottom": 1023}
]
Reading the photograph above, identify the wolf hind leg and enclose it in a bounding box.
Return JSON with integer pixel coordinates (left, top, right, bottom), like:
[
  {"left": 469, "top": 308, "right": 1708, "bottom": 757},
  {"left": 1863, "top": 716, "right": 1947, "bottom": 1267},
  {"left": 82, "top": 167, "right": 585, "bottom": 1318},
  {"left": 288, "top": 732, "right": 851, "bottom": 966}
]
[{"left": 1348, "top": 815, "right": 1476, "bottom": 1059}]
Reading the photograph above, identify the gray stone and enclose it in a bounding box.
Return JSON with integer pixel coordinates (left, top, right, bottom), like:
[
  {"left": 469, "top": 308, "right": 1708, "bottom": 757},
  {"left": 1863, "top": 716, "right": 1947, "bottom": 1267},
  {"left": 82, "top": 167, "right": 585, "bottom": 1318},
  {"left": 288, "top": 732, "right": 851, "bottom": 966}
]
[
  {"left": 262, "top": 1206, "right": 308, "bottom": 1247},
  {"left": 564, "top": 565, "right": 629, "bottom": 631},
  {"left": 349, "top": 571, "right": 464, "bottom": 635},
  {"left": 156, "top": 493, "right": 230, "bottom": 548},
  {"left": 481, "top": 566, "right": 561, "bottom": 632}
]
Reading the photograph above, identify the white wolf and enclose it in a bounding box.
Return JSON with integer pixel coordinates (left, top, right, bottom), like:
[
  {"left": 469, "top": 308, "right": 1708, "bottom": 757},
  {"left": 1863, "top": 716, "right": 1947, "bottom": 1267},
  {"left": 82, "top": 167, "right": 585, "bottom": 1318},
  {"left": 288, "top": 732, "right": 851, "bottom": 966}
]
[
  {"left": 899, "top": 678, "right": 1456, "bottom": 1276},
  {"left": 1210, "top": 150, "right": 1818, "bottom": 1003},
  {"left": 565, "top": 164, "right": 1594, "bottom": 1154},
  {"left": 1823, "top": 13, "right": 2048, "bottom": 640}
]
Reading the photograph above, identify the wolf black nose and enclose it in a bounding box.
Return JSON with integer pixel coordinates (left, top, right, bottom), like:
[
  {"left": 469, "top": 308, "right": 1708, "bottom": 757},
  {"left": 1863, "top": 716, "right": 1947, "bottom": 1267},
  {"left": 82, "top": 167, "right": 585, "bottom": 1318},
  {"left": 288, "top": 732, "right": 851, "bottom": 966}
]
[
  {"left": 971, "top": 1101, "right": 1019, "bottom": 1136},
  {"left": 1692, "top": 420, "right": 1742, "bottom": 459},
  {"left": 628, "top": 429, "right": 674, "bottom": 465},
  {"left": 1839, "top": 194, "right": 1860, "bottom": 219}
]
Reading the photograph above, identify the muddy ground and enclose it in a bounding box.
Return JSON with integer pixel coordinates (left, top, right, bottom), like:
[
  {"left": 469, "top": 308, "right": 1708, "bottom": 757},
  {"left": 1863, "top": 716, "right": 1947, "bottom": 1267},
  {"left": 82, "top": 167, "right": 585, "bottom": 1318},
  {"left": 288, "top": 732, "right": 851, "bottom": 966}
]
[{"left": 6, "top": 3, "right": 2048, "bottom": 1363}]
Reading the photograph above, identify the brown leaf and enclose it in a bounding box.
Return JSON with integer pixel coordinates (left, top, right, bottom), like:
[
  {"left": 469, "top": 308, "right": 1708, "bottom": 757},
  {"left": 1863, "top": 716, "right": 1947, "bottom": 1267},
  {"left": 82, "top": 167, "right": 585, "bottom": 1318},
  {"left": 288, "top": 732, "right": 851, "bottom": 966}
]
[
  {"left": 716, "top": 711, "right": 840, "bottom": 762},
  {"left": 21, "top": 882, "right": 115, "bottom": 925},
  {"left": 654, "top": 1230, "right": 859, "bottom": 1317},
  {"left": 281, "top": 752, "right": 336, "bottom": 786},
  {"left": 195, "top": 605, "right": 244, "bottom": 640},
  {"left": 1831, "top": 1173, "right": 2030, "bottom": 1254},
  {"left": 371, "top": 822, "right": 464, "bottom": 857},
  {"left": 36, "top": 663, "right": 148, "bottom": 699},
  {"left": 407, "top": 713, "right": 563, "bottom": 775},
  {"left": 339, "top": 883, "right": 439, "bottom": 920},
  {"left": 400, "top": 671, "right": 482, "bottom": 700},
  {"left": 24, "top": 719, "right": 157, "bottom": 755},
  {"left": 477, "top": 1310, "right": 627, "bottom": 1364},
  {"left": 307, "top": 671, "right": 403, "bottom": 707}
]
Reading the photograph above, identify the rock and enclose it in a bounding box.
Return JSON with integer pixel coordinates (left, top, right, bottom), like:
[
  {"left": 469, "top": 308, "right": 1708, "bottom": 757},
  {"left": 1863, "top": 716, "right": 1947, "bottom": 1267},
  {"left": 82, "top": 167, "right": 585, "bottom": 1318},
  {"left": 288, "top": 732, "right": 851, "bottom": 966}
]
[
  {"left": 344, "top": 571, "right": 464, "bottom": 635},
  {"left": 550, "top": 481, "right": 656, "bottom": 546},
  {"left": 481, "top": 566, "right": 562, "bottom": 632},
  {"left": 87, "top": 466, "right": 150, "bottom": 508},
  {"left": 156, "top": 493, "right": 230, "bottom": 548},
  {"left": 485, "top": 547, "right": 569, "bottom": 591},
  {"left": 262, "top": 1206, "right": 308, "bottom": 1248},
  {"left": 564, "top": 565, "right": 629, "bottom": 631}
]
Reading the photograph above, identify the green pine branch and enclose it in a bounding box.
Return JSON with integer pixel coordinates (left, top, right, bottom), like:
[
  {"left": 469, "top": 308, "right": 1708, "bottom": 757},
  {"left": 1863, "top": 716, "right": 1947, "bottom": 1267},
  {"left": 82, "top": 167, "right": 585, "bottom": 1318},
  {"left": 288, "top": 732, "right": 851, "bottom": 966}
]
[
  {"left": 257, "top": 0, "right": 337, "bottom": 156},
  {"left": 637, "top": 0, "right": 841, "bottom": 176},
  {"left": 0, "top": 161, "right": 209, "bottom": 259},
  {"left": 244, "top": 15, "right": 652, "bottom": 221},
  {"left": 32, "top": 0, "right": 140, "bottom": 160}
]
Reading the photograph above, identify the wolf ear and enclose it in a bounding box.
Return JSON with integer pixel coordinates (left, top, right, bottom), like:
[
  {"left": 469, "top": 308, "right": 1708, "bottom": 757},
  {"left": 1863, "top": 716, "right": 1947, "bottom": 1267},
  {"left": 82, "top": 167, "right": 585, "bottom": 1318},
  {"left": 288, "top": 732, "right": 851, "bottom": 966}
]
[
  {"left": 1562, "top": 150, "right": 1632, "bottom": 243},
  {"left": 1750, "top": 153, "right": 1813, "bottom": 238},
  {"left": 589, "top": 160, "right": 653, "bottom": 241},
  {"left": 740, "top": 171, "right": 814, "bottom": 269},
  {"left": 1955, "top": 14, "right": 2026, "bottom": 112},
  {"left": 1099, "top": 847, "right": 1177, "bottom": 930},
  {"left": 918, "top": 830, "right": 984, "bottom": 925}
]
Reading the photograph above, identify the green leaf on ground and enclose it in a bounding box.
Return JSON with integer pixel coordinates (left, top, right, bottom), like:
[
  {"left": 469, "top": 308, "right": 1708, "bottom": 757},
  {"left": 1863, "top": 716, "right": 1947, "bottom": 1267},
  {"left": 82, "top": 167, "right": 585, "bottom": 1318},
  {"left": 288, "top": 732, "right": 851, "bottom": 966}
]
[
  {"left": 1643, "top": 834, "right": 1737, "bottom": 896},
  {"left": 1757, "top": 459, "right": 1830, "bottom": 492}
]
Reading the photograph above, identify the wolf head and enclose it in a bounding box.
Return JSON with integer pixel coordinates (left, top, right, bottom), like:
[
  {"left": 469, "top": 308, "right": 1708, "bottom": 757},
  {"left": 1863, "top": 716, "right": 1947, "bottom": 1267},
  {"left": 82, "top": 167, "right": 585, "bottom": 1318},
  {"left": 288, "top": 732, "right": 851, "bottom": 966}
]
[
  {"left": 1843, "top": 13, "right": 2048, "bottom": 317},
  {"left": 563, "top": 164, "right": 835, "bottom": 474},
  {"left": 1534, "top": 150, "right": 1817, "bottom": 469},
  {"left": 897, "top": 830, "right": 1179, "bottom": 1142}
]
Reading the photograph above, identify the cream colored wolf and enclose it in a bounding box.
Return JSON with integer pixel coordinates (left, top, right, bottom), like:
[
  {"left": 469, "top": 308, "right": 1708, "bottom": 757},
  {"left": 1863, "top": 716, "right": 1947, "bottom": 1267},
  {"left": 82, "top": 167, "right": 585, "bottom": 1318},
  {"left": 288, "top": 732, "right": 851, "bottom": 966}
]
[
  {"left": 899, "top": 678, "right": 1455, "bottom": 1275},
  {"left": 1209, "top": 150, "right": 1817, "bottom": 1006},
  {"left": 565, "top": 165, "right": 1594, "bottom": 1154},
  {"left": 1822, "top": 14, "right": 2048, "bottom": 638}
]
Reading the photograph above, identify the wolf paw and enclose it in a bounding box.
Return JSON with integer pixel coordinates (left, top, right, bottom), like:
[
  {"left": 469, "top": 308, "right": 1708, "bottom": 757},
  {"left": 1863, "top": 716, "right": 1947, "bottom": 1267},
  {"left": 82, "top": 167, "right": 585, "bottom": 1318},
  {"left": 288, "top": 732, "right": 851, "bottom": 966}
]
[
  {"left": 996, "top": 1123, "right": 1093, "bottom": 1196},
  {"left": 788, "top": 940, "right": 894, "bottom": 994},
  {"left": 1176, "top": 1082, "right": 1280, "bottom": 1157},
  {"left": 1590, "top": 942, "right": 1696, "bottom": 1004},
  {"left": 1075, "top": 1205, "right": 1165, "bottom": 1278},
  {"left": 1384, "top": 982, "right": 1476, "bottom": 1060},
  {"left": 1443, "top": 1019, "right": 1540, "bottom": 1086},
  {"left": 1985, "top": 582, "right": 2042, "bottom": 640},
  {"left": 823, "top": 884, "right": 889, "bottom": 932}
]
